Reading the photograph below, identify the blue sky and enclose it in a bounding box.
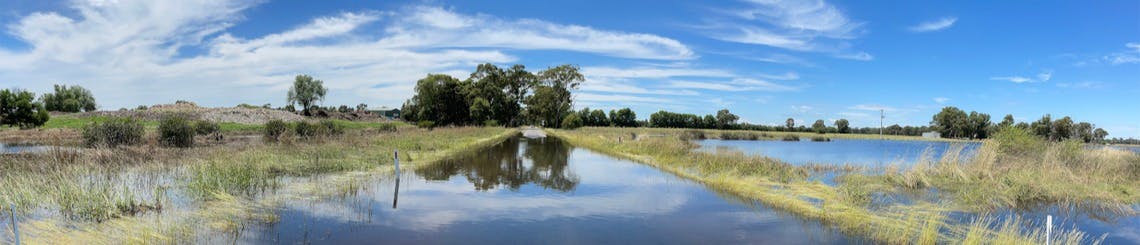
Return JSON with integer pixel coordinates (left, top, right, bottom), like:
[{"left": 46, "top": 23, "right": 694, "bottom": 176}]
[{"left": 1, "top": 0, "right": 1138, "bottom": 137}]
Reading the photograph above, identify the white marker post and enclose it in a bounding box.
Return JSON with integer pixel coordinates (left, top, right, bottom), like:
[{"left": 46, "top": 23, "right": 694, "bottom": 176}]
[
  {"left": 1046, "top": 215, "right": 1052, "bottom": 245},
  {"left": 10, "top": 204, "right": 18, "bottom": 245}
]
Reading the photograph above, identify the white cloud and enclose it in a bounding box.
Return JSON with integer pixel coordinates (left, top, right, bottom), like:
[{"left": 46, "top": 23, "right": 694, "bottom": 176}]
[
  {"left": 700, "top": 0, "right": 871, "bottom": 60},
  {"left": 0, "top": 2, "right": 697, "bottom": 108},
  {"left": 908, "top": 17, "right": 957, "bottom": 32},
  {"left": 1056, "top": 81, "right": 1104, "bottom": 89},
  {"left": 933, "top": 97, "right": 950, "bottom": 104},
  {"left": 667, "top": 78, "right": 801, "bottom": 92},
  {"left": 1105, "top": 42, "right": 1140, "bottom": 65},
  {"left": 990, "top": 76, "right": 1035, "bottom": 83},
  {"left": 834, "top": 51, "right": 873, "bottom": 61},
  {"left": 1036, "top": 69, "right": 1053, "bottom": 82},
  {"left": 379, "top": 6, "right": 694, "bottom": 60},
  {"left": 837, "top": 112, "right": 869, "bottom": 118},
  {"left": 576, "top": 93, "right": 672, "bottom": 103},
  {"left": 790, "top": 105, "right": 813, "bottom": 113},
  {"left": 582, "top": 66, "right": 733, "bottom": 79},
  {"left": 849, "top": 104, "right": 896, "bottom": 112}
]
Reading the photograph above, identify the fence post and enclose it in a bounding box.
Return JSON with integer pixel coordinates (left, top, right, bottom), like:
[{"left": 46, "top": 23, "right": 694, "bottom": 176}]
[
  {"left": 394, "top": 150, "right": 400, "bottom": 180},
  {"left": 9, "top": 204, "right": 18, "bottom": 245},
  {"left": 1045, "top": 215, "right": 1052, "bottom": 245}
]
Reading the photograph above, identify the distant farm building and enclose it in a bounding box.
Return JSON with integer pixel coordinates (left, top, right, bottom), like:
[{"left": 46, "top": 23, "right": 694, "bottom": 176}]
[
  {"left": 366, "top": 106, "right": 401, "bottom": 119},
  {"left": 921, "top": 131, "right": 941, "bottom": 138}
]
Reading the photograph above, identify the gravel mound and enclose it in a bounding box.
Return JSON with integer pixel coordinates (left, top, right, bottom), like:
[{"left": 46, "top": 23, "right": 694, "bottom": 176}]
[{"left": 83, "top": 101, "right": 305, "bottom": 124}]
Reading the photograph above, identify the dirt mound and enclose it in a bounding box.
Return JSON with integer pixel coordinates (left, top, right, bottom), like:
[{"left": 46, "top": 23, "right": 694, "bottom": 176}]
[{"left": 84, "top": 101, "right": 305, "bottom": 124}]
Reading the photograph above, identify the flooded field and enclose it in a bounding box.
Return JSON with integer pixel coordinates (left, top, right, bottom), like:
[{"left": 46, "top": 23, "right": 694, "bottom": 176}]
[
  {"left": 243, "top": 137, "right": 857, "bottom": 244},
  {"left": 697, "top": 138, "right": 980, "bottom": 167}
]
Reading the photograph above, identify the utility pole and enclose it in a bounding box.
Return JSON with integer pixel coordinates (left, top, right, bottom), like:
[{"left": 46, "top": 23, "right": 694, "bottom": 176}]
[{"left": 879, "top": 109, "right": 884, "bottom": 137}]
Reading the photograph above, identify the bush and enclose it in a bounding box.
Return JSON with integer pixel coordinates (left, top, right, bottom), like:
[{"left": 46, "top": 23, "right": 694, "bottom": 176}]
[
  {"left": 82, "top": 117, "right": 144, "bottom": 147},
  {"left": 810, "top": 136, "right": 831, "bottom": 142},
  {"left": 195, "top": 120, "right": 220, "bottom": 135},
  {"left": 264, "top": 120, "right": 289, "bottom": 142},
  {"left": 781, "top": 135, "right": 801, "bottom": 141},
  {"left": 417, "top": 120, "right": 436, "bottom": 129},
  {"left": 320, "top": 120, "right": 344, "bottom": 136},
  {"left": 483, "top": 120, "right": 500, "bottom": 127},
  {"left": 561, "top": 114, "right": 583, "bottom": 129},
  {"left": 377, "top": 123, "right": 398, "bottom": 132},
  {"left": 991, "top": 126, "right": 1046, "bottom": 156},
  {"left": 294, "top": 121, "right": 320, "bottom": 138},
  {"left": 158, "top": 116, "right": 195, "bottom": 148}
]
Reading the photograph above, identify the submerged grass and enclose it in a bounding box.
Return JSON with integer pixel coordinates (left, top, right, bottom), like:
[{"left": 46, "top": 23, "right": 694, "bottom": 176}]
[
  {"left": 2, "top": 126, "right": 514, "bottom": 243},
  {"left": 548, "top": 127, "right": 1102, "bottom": 244}
]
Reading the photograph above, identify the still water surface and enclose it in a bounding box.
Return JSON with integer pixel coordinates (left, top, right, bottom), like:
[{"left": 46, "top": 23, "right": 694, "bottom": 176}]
[
  {"left": 245, "top": 136, "right": 856, "bottom": 244},
  {"left": 697, "top": 139, "right": 980, "bottom": 167}
]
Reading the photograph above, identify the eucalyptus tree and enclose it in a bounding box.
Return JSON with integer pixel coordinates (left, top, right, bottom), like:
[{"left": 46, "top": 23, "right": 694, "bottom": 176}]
[{"left": 287, "top": 74, "right": 328, "bottom": 116}]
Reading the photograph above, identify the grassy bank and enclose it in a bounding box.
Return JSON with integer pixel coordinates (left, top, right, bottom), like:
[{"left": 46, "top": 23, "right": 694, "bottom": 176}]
[
  {"left": 844, "top": 127, "right": 1140, "bottom": 212},
  {"left": 2, "top": 126, "right": 515, "bottom": 243},
  {"left": 547, "top": 127, "right": 1102, "bottom": 244}
]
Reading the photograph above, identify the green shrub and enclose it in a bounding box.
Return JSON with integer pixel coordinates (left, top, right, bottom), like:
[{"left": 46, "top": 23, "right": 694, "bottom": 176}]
[
  {"left": 483, "top": 120, "right": 500, "bottom": 127},
  {"left": 194, "top": 120, "right": 220, "bottom": 135},
  {"left": 417, "top": 120, "right": 436, "bottom": 129},
  {"left": 810, "top": 136, "right": 831, "bottom": 142},
  {"left": 264, "top": 120, "right": 289, "bottom": 142},
  {"left": 376, "top": 123, "right": 398, "bottom": 132},
  {"left": 82, "top": 117, "right": 144, "bottom": 147},
  {"left": 320, "top": 120, "right": 344, "bottom": 136},
  {"left": 991, "top": 126, "right": 1045, "bottom": 156},
  {"left": 561, "top": 114, "right": 583, "bottom": 129},
  {"left": 294, "top": 121, "right": 320, "bottom": 138},
  {"left": 158, "top": 116, "right": 195, "bottom": 148},
  {"left": 781, "top": 135, "right": 801, "bottom": 141}
]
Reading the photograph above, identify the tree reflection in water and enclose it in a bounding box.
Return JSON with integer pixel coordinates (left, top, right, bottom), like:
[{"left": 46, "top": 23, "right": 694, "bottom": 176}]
[{"left": 415, "top": 137, "right": 579, "bottom": 192}]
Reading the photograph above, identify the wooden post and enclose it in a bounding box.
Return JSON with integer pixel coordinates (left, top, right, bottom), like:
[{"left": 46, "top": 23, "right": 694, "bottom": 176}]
[
  {"left": 9, "top": 204, "right": 18, "bottom": 245},
  {"left": 394, "top": 150, "right": 400, "bottom": 180}
]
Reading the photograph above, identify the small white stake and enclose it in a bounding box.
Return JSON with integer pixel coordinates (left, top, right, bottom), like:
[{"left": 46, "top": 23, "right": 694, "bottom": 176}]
[{"left": 1046, "top": 215, "right": 1053, "bottom": 245}]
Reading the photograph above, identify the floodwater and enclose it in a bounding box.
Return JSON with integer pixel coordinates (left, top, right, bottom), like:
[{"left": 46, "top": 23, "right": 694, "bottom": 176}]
[
  {"left": 0, "top": 143, "right": 55, "bottom": 154},
  {"left": 697, "top": 139, "right": 980, "bottom": 167},
  {"left": 244, "top": 136, "right": 858, "bottom": 244}
]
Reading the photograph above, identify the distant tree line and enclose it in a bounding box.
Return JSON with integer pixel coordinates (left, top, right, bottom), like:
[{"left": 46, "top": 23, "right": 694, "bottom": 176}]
[
  {"left": 648, "top": 109, "right": 740, "bottom": 129},
  {"left": 400, "top": 63, "right": 585, "bottom": 128},
  {"left": 930, "top": 106, "right": 1108, "bottom": 142}
]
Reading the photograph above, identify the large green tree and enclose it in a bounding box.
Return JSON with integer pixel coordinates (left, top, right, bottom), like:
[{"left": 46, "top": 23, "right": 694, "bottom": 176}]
[
  {"left": 525, "top": 65, "right": 583, "bottom": 127},
  {"left": 967, "top": 111, "right": 992, "bottom": 139},
  {"left": 932, "top": 106, "right": 968, "bottom": 138},
  {"left": 835, "top": 119, "right": 850, "bottom": 134},
  {"left": 609, "top": 108, "right": 637, "bottom": 127},
  {"left": 0, "top": 89, "right": 50, "bottom": 129},
  {"left": 41, "top": 84, "right": 97, "bottom": 112},
  {"left": 812, "top": 119, "right": 827, "bottom": 134},
  {"left": 715, "top": 109, "right": 739, "bottom": 129},
  {"left": 402, "top": 74, "right": 470, "bottom": 126},
  {"left": 287, "top": 74, "right": 328, "bottom": 116}
]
